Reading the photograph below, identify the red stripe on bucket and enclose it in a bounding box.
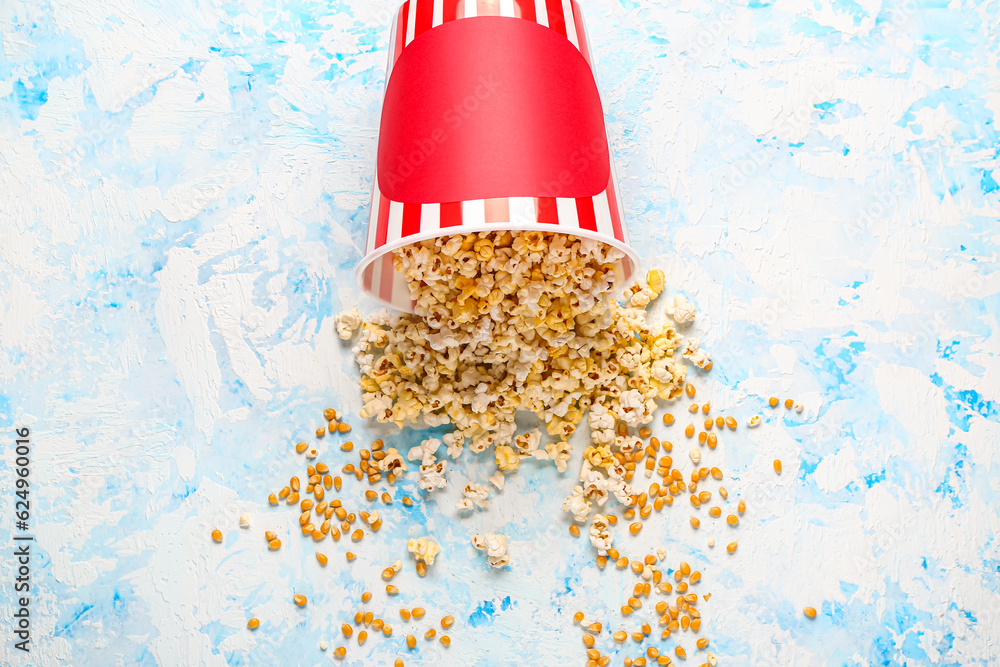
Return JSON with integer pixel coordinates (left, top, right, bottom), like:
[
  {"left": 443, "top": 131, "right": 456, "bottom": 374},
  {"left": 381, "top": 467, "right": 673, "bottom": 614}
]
[
  {"left": 513, "top": 0, "right": 536, "bottom": 21},
  {"left": 571, "top": 1, "right": 590, "bottom": 65},
  {"left": 414, "top": 0, "right": 435, "bottom": 38},
  {"left": 379, "top": 254, "right": 395, "bottom": 303},
  {"left": 393, "top": 2, "right": 409, "bottom": 66},
  {"left": 375, "top": 192, "right": 391, "bottom": 248},
  {"left": 575, "top": 196, "right": 597, "bottom": 231},
  {"left": 443, "top": 0, "right": 462, "bottom": 21},
  {"left": 544, "top": 0, "right": 567, "bottom": 37},
  {"left": 401, "top": 202, "right": 423, "bottom": 237},
  {"left": 362, "top": 262, "right": 373, "bottom": 292},
  {"left": 484, "top": 197, "right": 509, "bottom": 223},
  {"left": 440, "top": 201, "right": 464, "bottom": 228},
  {"left": 535, "top": 196, "right": 559, "bottom": 223}
]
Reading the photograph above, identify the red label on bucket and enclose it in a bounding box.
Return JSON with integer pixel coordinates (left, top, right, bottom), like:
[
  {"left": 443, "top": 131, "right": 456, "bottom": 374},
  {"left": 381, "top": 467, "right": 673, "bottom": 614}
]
[{"left": 377, "top": 16, "right": 610, "bottom": 204}]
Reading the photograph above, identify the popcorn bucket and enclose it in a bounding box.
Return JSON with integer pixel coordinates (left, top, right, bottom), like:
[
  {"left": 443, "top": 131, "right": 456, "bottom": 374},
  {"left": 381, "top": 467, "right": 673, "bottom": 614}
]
[{"left": 357, "top": 0, "right": 640, "bottom": 312}]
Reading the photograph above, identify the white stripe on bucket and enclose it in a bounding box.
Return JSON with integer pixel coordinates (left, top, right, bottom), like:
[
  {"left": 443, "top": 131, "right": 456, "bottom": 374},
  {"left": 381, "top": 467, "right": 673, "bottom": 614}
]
[
  {"left": 562, "top": 0, "right": 579, "bottom": 48},
  {"left": 499, "top": 0, "right": 517, "bottom": 17},
  {"left": 386, "top": 200, "right": 404, "bottom": 246},
  {"left": 533, "top": 0, "right": 548, "bottom": 26},
  {"left": 433, "top": 0, "right": 444, "bottom": 27},
  {"left": 462, "top": 198, "right": 486, "bottom": 226},
  {"left": 405, "top": 1, "right": 417, "bottom": 44},
  {"left": 422, "top": 202, "right": 441, "bottom": 231},
  {"left": 555, "top": 196, "right": 577, "bottom": 228},
  {"left": 508, "top": 196, "right": 534, "bottom": 225},
  {"left": 592, "top": 190, "right": 614, "bottom": 240}
]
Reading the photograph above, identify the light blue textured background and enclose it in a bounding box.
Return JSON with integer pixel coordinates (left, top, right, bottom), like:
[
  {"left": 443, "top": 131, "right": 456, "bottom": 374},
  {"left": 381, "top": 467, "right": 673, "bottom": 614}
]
[{"left": 0, "top": 1, "right": 998, "bottom": 665}]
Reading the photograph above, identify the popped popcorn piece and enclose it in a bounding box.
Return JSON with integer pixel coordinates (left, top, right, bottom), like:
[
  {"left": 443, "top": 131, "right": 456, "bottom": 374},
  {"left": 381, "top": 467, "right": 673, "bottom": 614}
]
[
  {"left": 656, "top": 548, "right": 666, "bottom": 561},
  {"left": 794, "top": 402, "right": 804, "bottom": 413},
  {"left": 443, "top": 431, "right": 465, "bottom": 460},
  {"left": 364, "top": 510, "right": 380, "bottom": 527},
  {"left": 408, "top": 438, "right": 442, "bottom": 466},
  {"left": 747, "top": 415, "right": 762, "bottom": 428},
  {"left": 513, "top": 429, "right": 542, "bottom": 457},
  {"left": 589, "top": 514, "right": 613, "bottom": 556},
  {"left": 689, "top": 448, "right": 702, "bottom": 464},
  {"left": 488, "top": 471, "right": 505, "bottom": 490},
  {"left": 495, "top": 445, "right": 519, "bottom": 472},
  {"left": 667, "top": 294, "right": 696, "bottom": 323},
  {"left": 377, "top": 447, "right": 408, "bottom": 474},
  {"left": 708, "top": 536, "right": 716, "bottom": 548},
  {"left": 335, "top": 307, "right": 362, "bottom": 340},
  {"left": 646, "top": 269, "right": 665, "bottom": 295},
  {"left": 239, "top": 513, "right": 250, "bottom": 528},
  {"left": 681, "top": 337, "right": 712, "bottom": 370},
  {"left": 562, "top": 486, "right": 592, "bottom": 523},
  {"left": 544, "top": 441, "right": 573, "bottom": 473},
  {"left": 707, "top": 650, "right": 718, "bottom": 666},
  {"left": 418, "top": 461, "right": 448, "bottom": 493},
  {"left": 456, "top": 483, "right": 490, "bottom": 512},
  {"left": 472, "top": 533, "right": 510, "bottom": 568},
  {"left": 406, "top": 536, "right": 441, "bottom": 566}
]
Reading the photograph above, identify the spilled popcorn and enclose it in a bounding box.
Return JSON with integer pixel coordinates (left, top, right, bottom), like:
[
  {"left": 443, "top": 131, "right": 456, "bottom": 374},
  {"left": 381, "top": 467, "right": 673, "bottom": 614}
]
[
  {"left": 350, "top": 232, "right": 690, "bottom": 463},
  {"left": 335, "top": 307, "right": 362, "bottom": 340},
  {"left": 472, "top": 533, "right": 510, "bottom": 568}
]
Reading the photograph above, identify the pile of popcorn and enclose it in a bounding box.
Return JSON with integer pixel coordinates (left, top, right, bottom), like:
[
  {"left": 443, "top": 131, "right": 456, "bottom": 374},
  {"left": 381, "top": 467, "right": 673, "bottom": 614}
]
[{"left": 341, "top": 230, "right": 710, "bottom": 524}]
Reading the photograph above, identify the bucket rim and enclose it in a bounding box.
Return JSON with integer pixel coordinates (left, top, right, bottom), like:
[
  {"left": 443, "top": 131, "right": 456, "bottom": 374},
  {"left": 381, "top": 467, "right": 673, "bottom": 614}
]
[{"left": 355, "top": 221, "right": 642, "bottom": 313}]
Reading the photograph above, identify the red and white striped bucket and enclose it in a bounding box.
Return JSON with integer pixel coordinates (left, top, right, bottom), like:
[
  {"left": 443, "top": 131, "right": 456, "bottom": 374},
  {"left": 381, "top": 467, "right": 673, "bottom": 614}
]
[{"left": 357, "top": 0, "right": 639, "bottom": 312}]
